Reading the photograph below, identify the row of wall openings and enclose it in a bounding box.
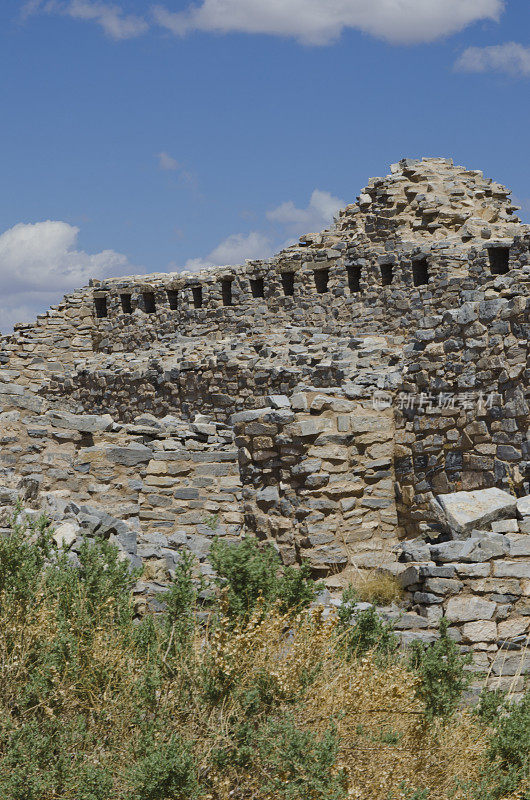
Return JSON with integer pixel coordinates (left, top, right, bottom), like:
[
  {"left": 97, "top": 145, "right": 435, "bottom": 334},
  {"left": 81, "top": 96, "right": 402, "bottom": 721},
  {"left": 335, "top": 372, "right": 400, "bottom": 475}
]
[
  {"left": 98, "top": 254, "right": 440, "bottom": 318},
  {"left": 488, "top": 246, "right": 510, "bottom": 275}
]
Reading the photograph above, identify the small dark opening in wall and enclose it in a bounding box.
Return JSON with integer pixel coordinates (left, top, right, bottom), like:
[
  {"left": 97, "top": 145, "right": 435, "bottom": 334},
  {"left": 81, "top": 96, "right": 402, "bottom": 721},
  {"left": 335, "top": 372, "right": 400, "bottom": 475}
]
[
  {"left": 381, "top": 263, "right": 393, "bottom": 286},
  {"left": 488, "top": 246, "right": 510, "bottom": 275},
  {"left": 221, "top": 279, "right": 233, "bottom": 306},
  {"left": 94, "top": 297, "right": 107, "bottom": 318},
  {"left": 281, "top": 272, "right": 295, "bottom": 297},
  {"left": 412, "top": 258, "right": 429, "bottom": 287},
  {"left": 314, "top": 268, "right": 329, "bottom": 294},
  {"left": 143, "top": 292, "right": 156, "bottom": 314},
  {"left": 250, "top": 277, "right": 265, "bottom": 298},
  {"left": 167, "top": 290, "right": 179, "bottom": 310},
  {"left": 347, "top": 266, "right": 361, "bottom": 293},
  {"left": 120, "top": 294, "right": 132, "bottom": 314},
  {"left": 192, "top": 286, "right": 203, "bottom": 309}
]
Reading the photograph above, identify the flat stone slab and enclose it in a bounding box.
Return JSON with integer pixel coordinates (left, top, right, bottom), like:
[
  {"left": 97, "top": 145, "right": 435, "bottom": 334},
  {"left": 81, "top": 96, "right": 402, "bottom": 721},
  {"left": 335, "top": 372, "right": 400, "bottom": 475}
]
[
  {"left": 435, "top": 488, "right": 517, "bottom": 536},
  {"left": 47, "top": 411, "right": 114, "bottom": 433}
]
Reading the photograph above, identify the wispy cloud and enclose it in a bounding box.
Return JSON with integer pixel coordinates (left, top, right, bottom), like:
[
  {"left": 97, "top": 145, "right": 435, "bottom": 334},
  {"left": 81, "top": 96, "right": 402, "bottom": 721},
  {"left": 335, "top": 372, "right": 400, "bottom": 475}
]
[
  {"left": 153, "top": 0, "right": 504, "bottom": 46},
  {"left": 156, "top": 152, "right": 200, "bottom": 196},
  {"left": 455, "top": 42, "right": 530, "bottom": 77},
  {"left": 182, "top": 187, "right": 345, "bottom": 272},
  {"left": 157, "top": 152, "right": 180, "bottom": 171},
  {"left": 184, "top": 231, "right": 272, "bottom": 271},
  {"left": 22, "top": 0, "right": 148, "bottom": 40}
]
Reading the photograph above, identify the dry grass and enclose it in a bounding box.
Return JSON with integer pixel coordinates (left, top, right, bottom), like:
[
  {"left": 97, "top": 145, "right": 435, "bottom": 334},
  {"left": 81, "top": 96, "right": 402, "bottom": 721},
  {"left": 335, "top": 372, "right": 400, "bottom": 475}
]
[
  {"left": 350, "top": 570, "right": 404, "bottom": 606},
  {"left": 0, "top": 573, "right": 524, "bottom": 800},
  {"left": 5, "top": 602, "right": 502, "bottom": 798}
]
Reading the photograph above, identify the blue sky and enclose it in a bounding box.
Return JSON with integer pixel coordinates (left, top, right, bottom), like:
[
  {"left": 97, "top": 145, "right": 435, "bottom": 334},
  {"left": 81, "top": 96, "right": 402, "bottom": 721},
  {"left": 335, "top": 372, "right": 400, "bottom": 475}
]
[{"left": 1, "top": 0, "right": 530, "bottom": 331}]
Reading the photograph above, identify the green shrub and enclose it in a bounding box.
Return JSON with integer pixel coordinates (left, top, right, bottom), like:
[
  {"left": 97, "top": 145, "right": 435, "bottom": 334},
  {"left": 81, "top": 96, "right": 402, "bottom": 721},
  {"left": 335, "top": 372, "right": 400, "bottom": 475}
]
[
  {"left": 338, "top": 595, "right": 398, "bottom": 663},
  {"left": 127, "top": 734, "right": 200, "bottom": 800},
  {"left": 210, "top": 536, "right": 321, "bottom": 619},
  {"left": 256, "top": 714, "right": 347, "bottom": 800},
  {"left": 162, "top": 551, "right": 201, "bottom": 652},
  {"left": 474, "top": 689, "right": 507, "bottom": 726},
  {"left": 409, "top": 618, "right": 471, "bottom": 721},
  {"left": 480, "top": 692, "right": 530, "bottom": 799},
  {"left": 0, "top": 510, "right": 53, "bottom": 613}
]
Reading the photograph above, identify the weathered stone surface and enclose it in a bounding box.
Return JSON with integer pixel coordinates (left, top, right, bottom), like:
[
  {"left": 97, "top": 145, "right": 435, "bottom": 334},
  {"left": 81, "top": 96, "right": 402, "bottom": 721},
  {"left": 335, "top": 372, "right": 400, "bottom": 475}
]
[
  {"left": 446, "top": 597, "right": 496, "bottom": 623},
  {"left": 435, "top": 488, "right": 517, "bottom": 536},
  {"left": 46, "top": 411, "right": 113, "bottom": 433},
  {"left": 0, "top": 155, "right": 529, "bottom": 690},
  {"left": 493, "top": 561, "right": 530, "bottom": 579},
  {"left": 462, "top": 621, "right": 497, "bottom": 643}
]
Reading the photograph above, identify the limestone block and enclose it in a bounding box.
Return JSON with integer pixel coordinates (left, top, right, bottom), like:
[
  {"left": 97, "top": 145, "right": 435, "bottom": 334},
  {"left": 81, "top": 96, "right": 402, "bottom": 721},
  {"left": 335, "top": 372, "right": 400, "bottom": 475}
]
[
  {"left": 507, "top": 534, "right": 530, "bottom": 557},
  {"left": 491, "top": 654, "right": 530, "bottom": 676},
  {"left": 462, "top": 621, "right": 497, "bottom": 643},
  {"left": 106, "top": 445, "right": 153, "bottom": 466},
  {"left": 52, "top": 521, "right": 80, "bottom": 549},
  {"left": 47, "top": 410, "right": 114, "bottom": 433},
  {"left": 493, "top": 561, "right": 530, "bottom": 579},
  {"left": 435, "top": 487, "right": 517, "bottom": 535},
  {"left": 445, "top": 596, "right": 496, "bottom": 623},
  {"left": 431, "top": 535, "right": 507, "bottom": 563},
  {"left": 497, "top": 617, "right": 529, "bottom": 639}
]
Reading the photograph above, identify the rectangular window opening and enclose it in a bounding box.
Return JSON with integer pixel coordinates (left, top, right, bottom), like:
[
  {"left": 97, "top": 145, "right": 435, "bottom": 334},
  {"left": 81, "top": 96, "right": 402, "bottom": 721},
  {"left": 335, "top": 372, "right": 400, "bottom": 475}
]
[
  {"left": 143, "top": 292, "right": 156, "bottom": 314},
  {"left": 281, "top": 272, "right": 295, "bottom": 297},
  {"left": 192, "top": 286, "right": 203, "bottom": 309},
  {"left": 94, "top": 296, "right": 108, "bottom": 318},
  {"left": 314, "top": 268, "right": 330, "bottom": 294},
  {"left": 412, "top": 258, "right": 429, "bottom": 287},
  {"left": 250, "top": 277, "right": 265, "bottom": 299},
  {"left": 381, "top": 264, "right": 393, "bottom": 286},
  {"left": 120, "top": 294, "right": 132, "bottom": 314},
  {"left": 488, "top": 247, "right": 510, "bottom": 275},
  {"left": 346, "top": 266, "right": 361, "bottom": 293},
  {"left": 167, "top": 290, "right": 179, "bottom": 310},
  {"left": 221, "top": 279, "right": 233, "bottom": 306}
]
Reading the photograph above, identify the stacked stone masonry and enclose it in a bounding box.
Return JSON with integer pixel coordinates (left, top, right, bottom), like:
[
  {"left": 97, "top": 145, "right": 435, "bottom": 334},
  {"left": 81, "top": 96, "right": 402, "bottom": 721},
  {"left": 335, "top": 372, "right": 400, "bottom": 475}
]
[{"left": 0, "top": 157, "right": 529, "bottom": 690}]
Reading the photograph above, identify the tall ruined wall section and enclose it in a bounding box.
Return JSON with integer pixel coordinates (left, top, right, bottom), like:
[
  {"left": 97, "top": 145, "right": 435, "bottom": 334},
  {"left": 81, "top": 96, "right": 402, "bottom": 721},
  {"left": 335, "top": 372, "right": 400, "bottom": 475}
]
[
  {"left": 396, "top": 264, "right": 530, "bottom": 534},
  {"left": 0, "top": 155, "right": 528, "bottom": 555}
]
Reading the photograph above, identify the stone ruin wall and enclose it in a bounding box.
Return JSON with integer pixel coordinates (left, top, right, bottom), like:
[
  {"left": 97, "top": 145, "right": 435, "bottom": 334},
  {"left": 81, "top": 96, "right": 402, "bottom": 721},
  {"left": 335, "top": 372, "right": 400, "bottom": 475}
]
[{"left": 1, "top": 156, "right": 530, "bottom": 692}]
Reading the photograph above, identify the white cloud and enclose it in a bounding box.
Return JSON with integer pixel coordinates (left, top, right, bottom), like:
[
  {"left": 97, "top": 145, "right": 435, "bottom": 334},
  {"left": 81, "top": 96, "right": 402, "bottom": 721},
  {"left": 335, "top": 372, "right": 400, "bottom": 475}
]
[
  {"left": 184, "top": 231, "right": 272, "bottom": 271},
  {"left": 0, "top": 220, "right": 133, "bottom": 333},
  {"left": 153, "top": 0, "right": 503, "bottom": 46},
  {"left": 157, "top": 151, "right": 180, "bottom": 171},
  {"left": 23, "top": 0, "right": 504, "bottom": 46},
  {"left": 23, "top": 0, "right": 148, "bottom": 40},
  {"left": 267, "top": 189, "right": 345, "bottom": 234},
  {"left": 181, "top": 187, "right": 345, "bottom": 272},
  {"left": 455, "top": 42, "right": 530, "bottom": 76}
]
